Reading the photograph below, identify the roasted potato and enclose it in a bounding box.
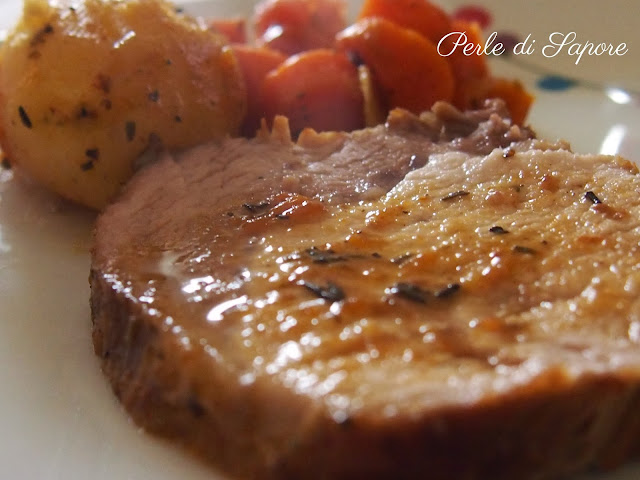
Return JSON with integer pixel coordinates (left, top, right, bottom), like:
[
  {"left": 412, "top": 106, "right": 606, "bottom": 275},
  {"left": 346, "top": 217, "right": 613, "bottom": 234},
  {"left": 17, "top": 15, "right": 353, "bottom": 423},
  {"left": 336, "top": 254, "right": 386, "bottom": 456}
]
[{"left": 0, "top": 0, "right": 246, "bottom": 209}]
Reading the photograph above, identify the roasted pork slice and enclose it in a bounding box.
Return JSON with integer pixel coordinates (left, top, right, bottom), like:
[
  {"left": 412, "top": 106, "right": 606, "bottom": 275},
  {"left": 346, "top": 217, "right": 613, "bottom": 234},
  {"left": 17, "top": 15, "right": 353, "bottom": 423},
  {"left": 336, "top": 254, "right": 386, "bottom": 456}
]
[{"left": 90, "top": 100, "right": 640, "bottom": 480}]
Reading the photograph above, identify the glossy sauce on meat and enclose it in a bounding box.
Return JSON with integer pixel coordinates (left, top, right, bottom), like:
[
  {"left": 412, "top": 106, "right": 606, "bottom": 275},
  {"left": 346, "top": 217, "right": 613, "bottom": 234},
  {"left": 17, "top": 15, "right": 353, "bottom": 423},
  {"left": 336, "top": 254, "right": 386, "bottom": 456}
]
[
  {"left": 108, "top": 144, "right": 640, "bottom": 421},
  {"left": 91, "top": 103, "right": 640, "bottom": 479}
]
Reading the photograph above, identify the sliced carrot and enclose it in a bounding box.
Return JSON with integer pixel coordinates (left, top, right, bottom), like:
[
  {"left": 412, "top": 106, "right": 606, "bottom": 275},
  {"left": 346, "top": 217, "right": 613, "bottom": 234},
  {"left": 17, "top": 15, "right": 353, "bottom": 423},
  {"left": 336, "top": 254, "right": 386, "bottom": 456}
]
[
  {"left": 485, "top": 77, "right": 534, "bottom": 125},
  {"left": 448, "top": 20, "right": 489, "bottom": 81},
  {"left": 253, "top": 0, "right": 347, "bottom": 56},
  {"left": 335, "top": 17, "right": 454, "bottom": 114},
  {"left": 450, "top": 77, "right": 533, "bottom": 125},
  {"left": 261, "top": 49, "right": 364, "bottom": 136},
  {"left": 357, "top": 0, "right": 452, "bottom": 44},
  {"left": 209, "top": 18, "right": 247, "bottom": 44},
  {"left": 230, "top": 44, "right": 287, "bottom": 136},
  {"left": 442, "top": 20, "right": 532, "bottom": 123},
  {"left": 445, "top": 19, "right": 490, "bottom": 109},
  {"left": 449, "top": 77, "right": 488, "bottom": 112}
]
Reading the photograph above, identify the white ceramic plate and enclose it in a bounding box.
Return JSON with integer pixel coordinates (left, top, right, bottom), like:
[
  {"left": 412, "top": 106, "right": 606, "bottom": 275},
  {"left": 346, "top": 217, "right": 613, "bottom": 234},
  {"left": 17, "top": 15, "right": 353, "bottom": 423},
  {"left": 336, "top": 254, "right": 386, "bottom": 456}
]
[{"left": 0, "top": 0, "right": 639, "bottom": 479}]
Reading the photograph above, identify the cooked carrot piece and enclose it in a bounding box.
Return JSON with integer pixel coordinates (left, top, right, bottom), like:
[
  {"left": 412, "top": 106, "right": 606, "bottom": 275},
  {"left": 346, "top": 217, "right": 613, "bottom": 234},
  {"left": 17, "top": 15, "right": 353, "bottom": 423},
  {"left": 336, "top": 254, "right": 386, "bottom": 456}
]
[
  {"left": 231, "top": 44, "right": 287, "bottom": 136},
  {"left": 449, "top": 76, "right": 533, "bottom": 125},
  {"left": 253, "top": 0, "right": 347, "bottom": 55},
  {"left": 485, "top": 77, "right": 534, "bottom": 125},
  {"left": 445, "top": 19, "right": 490, "bottom": 109},
  {"left": 357, "top": 0, "right": 452, "bottom": 44},
  {"left": 448, "top": 20, "right": 489, "bottom": 81},
  {"left": 450, "top": 77, "right": 489, "bottom": 112},
  {"left": 335, "top": 17, "right": 454, "bottom": 114},
  {"left": 209, "top": 18, "right": 247, "bottom": 43},
  {"left": 261, "top": 49, "right": 364, "bottom": 136},
  {"left": 440, "top": 20, "right": 532, "bottom": 123}
]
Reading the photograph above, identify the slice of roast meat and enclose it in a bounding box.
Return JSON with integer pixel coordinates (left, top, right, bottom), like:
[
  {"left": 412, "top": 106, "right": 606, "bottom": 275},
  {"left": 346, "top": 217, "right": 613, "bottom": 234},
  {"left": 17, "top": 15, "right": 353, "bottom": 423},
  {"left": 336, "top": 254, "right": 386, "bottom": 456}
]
[{"left": 90, "top": 100, "right": 640, "bottom": 480}]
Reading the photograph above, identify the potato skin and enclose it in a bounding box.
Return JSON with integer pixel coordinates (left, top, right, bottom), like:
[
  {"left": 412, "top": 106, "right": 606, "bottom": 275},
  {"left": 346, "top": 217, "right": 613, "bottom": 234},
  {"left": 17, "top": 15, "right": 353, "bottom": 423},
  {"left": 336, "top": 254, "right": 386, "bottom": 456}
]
[{"left": 0, "top": 0, "right": 246, "bottom": 209}]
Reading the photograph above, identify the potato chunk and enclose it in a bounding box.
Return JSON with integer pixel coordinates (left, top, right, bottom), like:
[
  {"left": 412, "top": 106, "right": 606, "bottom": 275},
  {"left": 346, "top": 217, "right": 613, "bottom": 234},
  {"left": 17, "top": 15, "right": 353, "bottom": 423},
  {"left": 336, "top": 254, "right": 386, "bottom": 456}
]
[{"left": 0, "top": 0, "right": 246, "bottom": 209}]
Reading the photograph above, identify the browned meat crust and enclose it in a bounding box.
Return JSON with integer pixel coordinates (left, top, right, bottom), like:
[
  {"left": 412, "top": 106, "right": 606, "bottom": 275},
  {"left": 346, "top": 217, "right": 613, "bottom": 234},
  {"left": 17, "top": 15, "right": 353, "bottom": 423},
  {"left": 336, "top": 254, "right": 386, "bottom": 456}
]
[{"left": 91, "top": 100, "right": 640, "bottom": 479}]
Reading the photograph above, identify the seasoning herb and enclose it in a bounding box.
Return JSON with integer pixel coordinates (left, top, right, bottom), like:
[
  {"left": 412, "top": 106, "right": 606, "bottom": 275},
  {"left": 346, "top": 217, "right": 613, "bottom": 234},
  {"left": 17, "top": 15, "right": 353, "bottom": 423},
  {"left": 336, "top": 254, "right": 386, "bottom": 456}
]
[
  {"left": 387, "top": 282, "right": 431, "bottom": 304},
  {"left": 346, "top": 50, "right": 364, "bottom": 67},
  {"left": 489, "top": 226, "right": 509, "bottom": 234},
  {"left": 441, "top": 190, "right": 469, "bottom": 202},
  {"left": 1, "top": 157, "right": 11, "bottom": 170},
  {"left": 302, "top": 281, "right": 345, "bottom": 302},
  {"left": 585, "top": 191, "right": 602, "bottom": 205},
  {"left": 30, "top": 23, "right": 53, "bottom": 47},
  {"left": 391, "top": 252, "right": 413, "bottom": 265},
  {"left": 18, "top": 106, "right": 32, "bottom": 128},
  {"left": 148, "top": 90, "right": 160, "bottom": 102},
  {"left": 276, "top": 214, "right": 290, "bottom": 220},
  {"left": 513, "top": 245, "right": 536, "bottom": 254},
  {"left": 304, "top": 247, "right": 368, "bottom": 264},
  {"left": 435, "top": 283, "right": 460, "bottom": 298},
  {"left": 95, "top": 74, "right": 111, "bottom": 94},
  {"left": 85, "top": 148, "right": 100, "bottom": 160},
  {"left": 77, "top": 105, "right": 98, "bottom": 119},
  {"left": 187, "top": 397, "right": 205, "bottom": 418},
  {"left": 80, "top": 160, "right": 94, "bottom": 171},
  {"left": 125, "top": 121, "right": 136, "bottom": 141},
  {"left": 175, "top": 115, "right": 182, "bottom": 123},
  {"left": 242, "top": 201, "right": 270, "bottom": 213},
  {"left": 305, "top": 247, "right": 349, "bottom": 264}
]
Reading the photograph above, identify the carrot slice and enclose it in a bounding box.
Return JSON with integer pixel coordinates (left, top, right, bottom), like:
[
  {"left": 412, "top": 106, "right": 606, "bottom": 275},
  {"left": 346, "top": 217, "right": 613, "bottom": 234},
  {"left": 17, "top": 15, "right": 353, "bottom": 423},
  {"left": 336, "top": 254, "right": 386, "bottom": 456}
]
[
  {"left": 485, "top": 77, "right": 534, "bottom": 125},
  {"left": 445, "top": 19, "right": 490, "bottom": 109},
  {"left": 440, "top": 20, "right": 532, "bottom": 123},
  {"left": 358, "top": 0, "right": 452, "bottom": 44},
  {"left": 231, "top": 44, "right": 287, "bottom": 137},
  {"left": 448, "top": 20, "right": 489, "bottom": 82},
  {"left": 336, "top": 17, "right": 454, "bottom": 114},
  {"left": 254, "top": 0, "right": 347, "bottom": 55},
  {"left": 261, "top": 49, "right": 364, "bottom": 136}
]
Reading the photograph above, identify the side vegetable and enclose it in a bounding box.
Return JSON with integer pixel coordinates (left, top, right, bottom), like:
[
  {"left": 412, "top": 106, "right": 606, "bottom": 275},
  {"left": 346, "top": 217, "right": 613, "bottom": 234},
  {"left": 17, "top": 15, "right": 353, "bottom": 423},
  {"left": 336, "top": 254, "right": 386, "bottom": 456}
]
[
  {"left": 250, "top": 0, "right": 532, "bottom": 135},
  {"left": 261, "top": 49, "right": 364, "bottom": 136},
  {"left": 0, "top": 0, "right": 246, "bottom": 209},
  {"left": 357, "top": 0, "right": 452, "bottom": 44},
  {"left": 335, "top": 17, "right": 454, "bottom": 114},
  {"left": 254, "top": 0, "right": 347, "bottom": 55},
  {"left": 231, "top": 44, "right": 286, "bottom": 136}
]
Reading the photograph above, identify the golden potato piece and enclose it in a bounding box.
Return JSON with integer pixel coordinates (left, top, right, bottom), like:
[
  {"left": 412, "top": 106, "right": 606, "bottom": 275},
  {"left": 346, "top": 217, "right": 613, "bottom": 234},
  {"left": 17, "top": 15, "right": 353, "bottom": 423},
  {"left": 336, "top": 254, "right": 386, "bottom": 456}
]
[{"left": 0, "top": 0, "right": 246, "bottom": 209}]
